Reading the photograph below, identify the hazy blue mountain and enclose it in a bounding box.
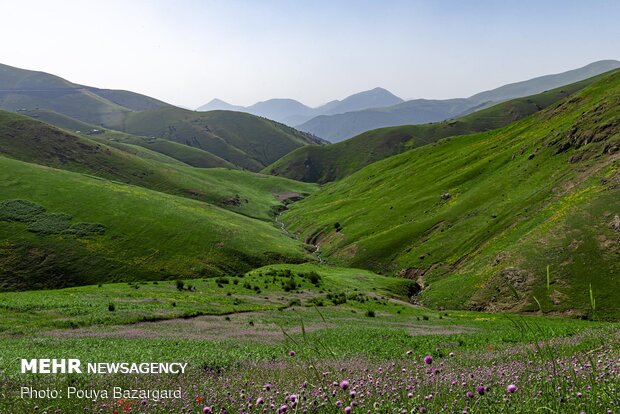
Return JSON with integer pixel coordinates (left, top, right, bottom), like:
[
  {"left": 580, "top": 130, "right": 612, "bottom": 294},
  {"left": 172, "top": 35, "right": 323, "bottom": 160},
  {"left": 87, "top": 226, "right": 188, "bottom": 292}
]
[
  {"left": 322, "top": 87, "right": 403, "bottom": 115},
  {"left": 196, "top": 87, "right": 404, "bottom": 126},
  {"left": 468, "top": 59, "right": 620, "bottom": 104},
  {"left": 246, "top": 98, "right": 314, "bottom": 124},
  {"left": 295, "top": 60, "right": 620, "bottom": 142},
  {"left": 196, "top": 98, "right": 245, "bottom": 112}
]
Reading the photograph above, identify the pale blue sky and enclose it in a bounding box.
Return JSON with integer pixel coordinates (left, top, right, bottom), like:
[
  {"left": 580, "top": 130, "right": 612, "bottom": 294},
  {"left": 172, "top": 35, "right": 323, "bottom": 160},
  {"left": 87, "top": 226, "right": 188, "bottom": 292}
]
[{"left": 1, "top": 0, "right": 618, "bottom": 107}]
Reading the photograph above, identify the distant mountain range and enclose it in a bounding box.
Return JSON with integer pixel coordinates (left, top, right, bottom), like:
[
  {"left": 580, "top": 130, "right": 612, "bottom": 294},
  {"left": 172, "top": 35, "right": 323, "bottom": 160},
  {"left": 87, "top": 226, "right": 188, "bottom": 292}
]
[
  {"left": 294, "top": 60, "right": 620, "bottom": 142},
  {"left": 197, "top": 87, "right": 404, "bottom": 127},
  {"left": 199, "top": 60, "right": 620, "bottom": 142}
]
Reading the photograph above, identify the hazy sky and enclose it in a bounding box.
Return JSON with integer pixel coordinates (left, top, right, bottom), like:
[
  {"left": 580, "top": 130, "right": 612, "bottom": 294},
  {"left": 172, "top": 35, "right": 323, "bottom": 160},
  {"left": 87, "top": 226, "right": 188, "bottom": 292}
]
[{"left": 1, "top": 0, "right": 619, "bottom": 108}]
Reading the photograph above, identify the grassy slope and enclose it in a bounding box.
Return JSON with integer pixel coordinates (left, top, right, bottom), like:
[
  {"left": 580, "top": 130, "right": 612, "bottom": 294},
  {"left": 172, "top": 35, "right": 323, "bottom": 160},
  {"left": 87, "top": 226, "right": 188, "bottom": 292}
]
[
  {"left": 0, "top": 155, "right": 313, "bottom": 290},
  {"left": 108, "top": 108, "right": 325, "bottom": 171},
  {"left": 16, "top": 107, "right": 240, "bottom": 168},
  {"left": 0, "top": 110, "right": 317, "bottom": 221},
  {"left": 266, "top": 74, "right": 611, "bottom": 183},
  {"left": 284, "top": 71, "right": 620, "bottom": 319},
  {"left": 0, "top": 63, "right": 169, "bottom": 127}
]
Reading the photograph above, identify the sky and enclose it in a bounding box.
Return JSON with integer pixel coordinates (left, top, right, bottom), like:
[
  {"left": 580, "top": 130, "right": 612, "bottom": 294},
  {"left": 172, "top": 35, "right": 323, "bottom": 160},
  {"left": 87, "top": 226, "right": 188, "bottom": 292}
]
[{"left": 1, "top": 0, "right": 619, "bottom": 108}]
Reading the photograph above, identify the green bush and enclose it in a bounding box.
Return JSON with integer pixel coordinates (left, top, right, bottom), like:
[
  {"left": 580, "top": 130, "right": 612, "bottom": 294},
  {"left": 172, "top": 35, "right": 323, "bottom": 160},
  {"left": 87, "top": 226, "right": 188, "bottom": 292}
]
[
  {"left": 365, "top": 310, "right": 376, "bottom": 317},
  {"left": 66, "top": 222, "right": 106, "bottom": 237},
  {"left": 27, "top": 213, "right": 72, "bottom": 234},
  {"left": 0, "top": 199, "right": 45, "bottom": 222}
]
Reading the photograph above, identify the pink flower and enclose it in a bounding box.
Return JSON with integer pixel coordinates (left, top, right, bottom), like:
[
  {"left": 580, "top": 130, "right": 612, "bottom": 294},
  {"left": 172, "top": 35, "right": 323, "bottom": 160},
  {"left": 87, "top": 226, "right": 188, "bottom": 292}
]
[
  {"left": 256, "top": 397, "right": 264, "bottom": 405},
  {"left": 424, "top": 355, "right": 433, "bottom": 365},
  {"left": 340, "top": 380, "right": 350, "bottom": 390},
  {"left": 507, "top": 384, "right": 517, "bottom": 393},
  {"left": 344, "top": 406, "right": 352, "bottom": 414},
  {"left": 289, "top": 351, "right": 296, "bottom": 357}
]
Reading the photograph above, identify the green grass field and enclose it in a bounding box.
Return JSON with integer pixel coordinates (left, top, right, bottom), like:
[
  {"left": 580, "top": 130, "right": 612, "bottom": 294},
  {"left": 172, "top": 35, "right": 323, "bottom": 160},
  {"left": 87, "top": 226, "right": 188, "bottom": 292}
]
[
  {"left": 0, "top": 155, "right": 317, "bottom": 290},
  {"left": 0, "top": 263, "right": 616, "bottom": 413}
]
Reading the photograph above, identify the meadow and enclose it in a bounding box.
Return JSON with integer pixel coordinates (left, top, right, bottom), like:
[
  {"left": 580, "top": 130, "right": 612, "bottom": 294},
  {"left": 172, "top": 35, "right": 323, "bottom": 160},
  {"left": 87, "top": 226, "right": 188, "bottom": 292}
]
[{"left": 0, "top": 264, "right": 617, "bottom": 413}]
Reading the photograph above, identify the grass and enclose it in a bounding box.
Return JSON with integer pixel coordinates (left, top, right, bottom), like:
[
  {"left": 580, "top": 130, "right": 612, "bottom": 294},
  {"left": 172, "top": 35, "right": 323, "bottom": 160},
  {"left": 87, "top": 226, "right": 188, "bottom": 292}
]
[
  {"left": 0, "top": 110, "right": 318, "bottom": 221},
  {"left": 283, "top": 70, "right": 620, "bottom": 318},
  {"left": 265, "top": 71, "right": 615, "bottom": 183},
  {"left": 0, "top": 262, "right": 616, "bottom": 412},
  {"left": 0, "top": 155, "right": 313, "bottom": 290},
  {"left": 105, "top": 107, "right": 325, "bottom": 171}
]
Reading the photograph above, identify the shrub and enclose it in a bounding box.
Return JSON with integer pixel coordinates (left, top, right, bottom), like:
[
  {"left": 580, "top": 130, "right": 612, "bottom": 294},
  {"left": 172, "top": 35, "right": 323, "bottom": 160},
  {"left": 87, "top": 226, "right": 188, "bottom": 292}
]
[
  {"left": 307, "top": 297, "right": 324, "bottom": 307},
  {"left": 365, "top": 310, "right": 375, "bottom": 317},
  {"left": 108, "top": 303, "right": 116, "bottom": 312},
  {"left": 65, "top": 222, "right": 106, "bottom": 237},
  {"left": 288, "top": 299, "right": 301, "bottom": 307},
  {"left": 176, "top": 280, "right": 185, "bottom": 291},
  {"left": 215, "top": 277, "right": 229, "bottom": 285},
  {"left": 302, "top": 271, "right": 322, "bottom": 286},
  {"left": 0, "top": 199, "right": 45, "bottom": 222},
  {"left": 282, "top": 277, "right": 297, "bottom": 292},
  {"left": 26, "top": 213, "right": 72, "bottom": 234}
]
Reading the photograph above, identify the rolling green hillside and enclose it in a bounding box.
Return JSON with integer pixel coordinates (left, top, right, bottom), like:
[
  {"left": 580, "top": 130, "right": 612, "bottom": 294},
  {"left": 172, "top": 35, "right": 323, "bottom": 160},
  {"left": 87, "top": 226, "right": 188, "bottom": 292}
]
[
  {"left": 266, "top": 73, "right": 612, "bottom": 183},
  {"left": 1, "top": 63, "right": 325, "bottom": 171},
  {"left": 106, "top": 108, "right": 325, "bottom": 171},
  {"left": 16, "top": 108, "right": 238, "bottom": 168},
  {"left": 0, "top": 155, "right": 313, "bottom": 291},
  {"left": 283, "top": 71, "right": 620, "bottom": 319},
  {"left": 0, "top": 110, "right": 317, "bottom": 221}
]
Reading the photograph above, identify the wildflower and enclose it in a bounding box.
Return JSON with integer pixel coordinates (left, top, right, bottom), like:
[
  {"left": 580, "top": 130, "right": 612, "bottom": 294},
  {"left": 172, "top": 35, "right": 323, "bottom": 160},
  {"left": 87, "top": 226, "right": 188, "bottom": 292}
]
[
  {"left": 264, "top": 383, "right": 271, "bottom": 391},
  {"left": 466, "top": 391, "right": 473, "bottom": 398},
  {"left": 279, "top": 405, "right": 288, "bottom": 413},
  {"left": 203, "top": 407, "right": 212, "bottom": 414},
  {"left": 477, "top": 386, "right": 485, "bottom": 395},
  {"left": 577, "top": 392, "right": 583, "bottom": 398},
  {"left": 344, "top": 406, "right": 352, "bottom": 414},
  {"left": 256, "top": 397, "right": 264, "bottom": 405},
  {"left": 289, "top": 351, "right": 296, "bottom": 357},
  {"left": 507, "top": 384, "right": 517, "bottom": 393},
  {"left": 407, "top": 393, "right": 413, "bottom": 398},
  {"left": 340, "top": 380, "right": 350, "bottom": 390}
]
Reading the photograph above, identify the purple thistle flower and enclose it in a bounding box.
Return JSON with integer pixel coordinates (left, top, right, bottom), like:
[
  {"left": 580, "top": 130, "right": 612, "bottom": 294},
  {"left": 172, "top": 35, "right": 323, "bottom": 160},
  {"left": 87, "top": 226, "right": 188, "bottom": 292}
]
[
  {"left": 424, "top": 355, "right": 433, "bottom": 365},
  {"left": 466, "top": 391, "right": 473, "bottom": 398},
  {"left": 289, "top": 351, "right": 296, "bottom": 357},
  {"left": 340, "top": 380, "right": 350, "bottom": 390},
  {"left": 507, "top": 384, "right": 517, "bottom": 393},
  {"left": 344, "top": 406, "right": 352, "bottom": 414},
  {"left": 256, "top": 397, "right": 264, "bottom": 405},
  {"left": 203, "top": 407, "right": 212, "bottom": 414},
  {"left": 477, "top": 386, "right": 485, "bottom": 395}
]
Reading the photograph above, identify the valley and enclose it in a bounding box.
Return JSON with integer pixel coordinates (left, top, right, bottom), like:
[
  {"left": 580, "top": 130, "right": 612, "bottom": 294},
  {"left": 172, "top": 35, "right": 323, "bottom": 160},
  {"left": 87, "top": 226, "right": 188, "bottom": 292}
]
[{"left": 0, "top": 61, "right": 618, "bottom": 413}]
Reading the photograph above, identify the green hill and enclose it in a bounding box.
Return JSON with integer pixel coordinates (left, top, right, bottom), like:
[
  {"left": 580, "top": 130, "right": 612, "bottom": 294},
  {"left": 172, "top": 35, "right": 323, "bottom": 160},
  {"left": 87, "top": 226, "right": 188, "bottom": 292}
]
[
  {"left": 283, "top": 70, "right": 620, "bottom": 319},
  {"left": 265, "top": 73, "right": 613, "bottom": 183},
  {"left": 0, "top": 110, "right": 317, "bottom": 221},
  {"left": 106, "top": 108, "right": 325, "bottom": 171},
  {"left": 0, "top": 63, "right": 325, "bottom": 171},
  {"left": 0, "top": 63, "right": 170, "bottom": 126},
  {"left": 0, "top": 155, "right": 314, "bottom": 291}
]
